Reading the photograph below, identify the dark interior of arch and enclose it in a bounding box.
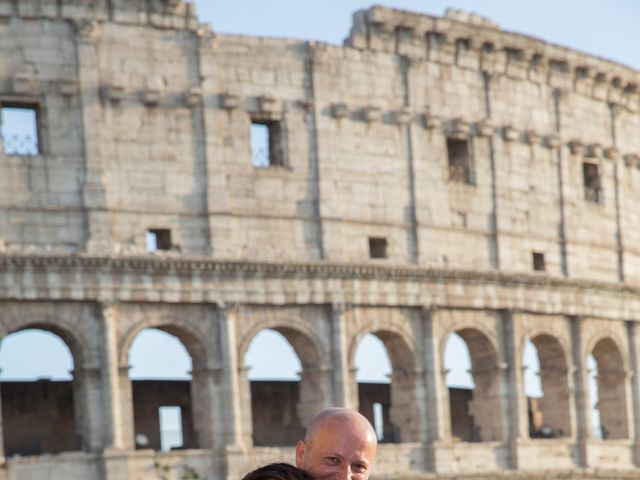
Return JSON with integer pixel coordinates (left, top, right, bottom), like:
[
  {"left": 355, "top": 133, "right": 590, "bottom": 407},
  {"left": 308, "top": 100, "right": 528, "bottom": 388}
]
[
  {"left": 528, "top": 334, "right": 571, "bottom": 439},
  {"left": 361, "top": 330, "right": 418, "bottom": 443},
  {"left": 591, "top": 337, "right": 629, "bottom": 439},
  {"left": 450, "top": 328, "right": 502, "bottom": 442},
  {"left": 456, "top": 328, "right": 497, "bottom": 372}
]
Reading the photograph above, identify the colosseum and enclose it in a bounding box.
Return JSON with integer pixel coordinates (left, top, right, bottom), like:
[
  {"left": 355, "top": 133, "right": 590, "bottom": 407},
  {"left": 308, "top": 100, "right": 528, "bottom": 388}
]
[{"left": 0, "top": 1, "right": 639, "bottom": 479}]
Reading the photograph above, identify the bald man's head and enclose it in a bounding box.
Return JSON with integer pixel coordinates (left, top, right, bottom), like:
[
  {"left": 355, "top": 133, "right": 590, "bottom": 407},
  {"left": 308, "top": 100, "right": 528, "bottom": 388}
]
[{"left": 296, "top": 408, "right": 377, "bottom": 480}]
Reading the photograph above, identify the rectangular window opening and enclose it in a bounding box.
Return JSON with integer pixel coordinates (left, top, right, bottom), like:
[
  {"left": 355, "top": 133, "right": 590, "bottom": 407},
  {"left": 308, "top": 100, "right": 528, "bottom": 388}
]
[
  {"left": 532, "top": 252, "right": 546, "bottom": 272},
  {"left": 583, "top": 162, "right": 601, "bottom": 203},
  {"left": 251, "top": 120, "right": 284, "bottom": 168},
  {"left": 373, "top": 402, "right": 384, "bottom": 441},
  {"left": 159, "top": 406, "right": 183, "bottom": 452},
  {"left": 1, "top": 105, "right": 40, "bottom": 156},
  {"left": 369, "top": 237, "right": 388, "bottom": 259},
  {"left": 447, "top": 137, "right": 471, "bottom": 184},
  {"left": 427, "top": 32, "right": 445, "bottom": 48},
  {"left": 146, "top": 229, "right": 172, "bottom": 252}
]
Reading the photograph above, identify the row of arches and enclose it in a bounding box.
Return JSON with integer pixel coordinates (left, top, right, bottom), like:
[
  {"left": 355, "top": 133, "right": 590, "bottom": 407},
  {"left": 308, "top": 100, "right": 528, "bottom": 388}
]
[{"left": 0, "top": 321, "right": 628, "bottom": 456}]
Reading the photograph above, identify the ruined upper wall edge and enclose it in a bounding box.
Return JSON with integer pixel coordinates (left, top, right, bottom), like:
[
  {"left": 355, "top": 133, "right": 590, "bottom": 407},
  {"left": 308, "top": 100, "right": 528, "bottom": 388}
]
[
  {"left": 2, "top": 1, "right": 638, "bottom": 96},
  {"left": 343, "top": 5, "right": 639, "bottom": 95}
]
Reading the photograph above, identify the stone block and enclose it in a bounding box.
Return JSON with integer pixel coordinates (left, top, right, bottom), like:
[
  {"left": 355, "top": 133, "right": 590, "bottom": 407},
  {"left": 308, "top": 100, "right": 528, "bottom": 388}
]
[{"left": 217, "top": 93, "right": 238, "bottom": 111}]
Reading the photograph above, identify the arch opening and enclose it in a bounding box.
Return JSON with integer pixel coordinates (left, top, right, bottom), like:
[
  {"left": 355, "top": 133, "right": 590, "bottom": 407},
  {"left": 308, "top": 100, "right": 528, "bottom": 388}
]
[
  {"left": 353, "top": 330, "right": 418, "bottom": 443},
  {"left": 523, "top": 335, "right": 571, "bottom": 439},
  {"left": 243, "top": 327, "right": 320, "bottom": 446},
  {"left": 128, "top": 327, "right": 197, "bottom": 451},
  {"left": 444, "top": 329, "right": 502, "bottom": 442},
  {"left": 0, "top": 328, "right": 80, "bottom": 456},
  {"left": 589, "top": 338, "right": 628, "bottom": 440},
  {"left": 355, "top": 334, "right": 391, "bottom": 442}
]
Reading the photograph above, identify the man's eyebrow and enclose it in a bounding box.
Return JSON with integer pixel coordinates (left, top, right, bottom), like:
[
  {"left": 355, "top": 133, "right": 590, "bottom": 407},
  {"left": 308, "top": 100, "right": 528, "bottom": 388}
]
[{"left": 324, "top": 453, "right": 343, "bottom": 458}]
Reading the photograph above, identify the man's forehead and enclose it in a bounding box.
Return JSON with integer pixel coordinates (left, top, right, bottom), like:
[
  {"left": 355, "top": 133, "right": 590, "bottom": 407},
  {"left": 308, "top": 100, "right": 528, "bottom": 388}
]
[{"left": 309, "top": 429, "right": 376, "bottom": 455}]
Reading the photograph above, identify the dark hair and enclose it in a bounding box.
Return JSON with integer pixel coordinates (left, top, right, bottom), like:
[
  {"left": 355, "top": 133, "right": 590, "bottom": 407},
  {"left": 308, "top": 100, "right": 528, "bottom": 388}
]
[{"left": 241, "top": 463, "right": 314, "bottom": 480}]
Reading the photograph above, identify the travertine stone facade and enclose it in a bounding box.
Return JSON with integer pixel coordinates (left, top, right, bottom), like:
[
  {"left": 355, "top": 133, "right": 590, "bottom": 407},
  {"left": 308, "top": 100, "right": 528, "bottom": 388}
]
[{"left": 1, "top": 1, "right": 640, "bottom": 479}]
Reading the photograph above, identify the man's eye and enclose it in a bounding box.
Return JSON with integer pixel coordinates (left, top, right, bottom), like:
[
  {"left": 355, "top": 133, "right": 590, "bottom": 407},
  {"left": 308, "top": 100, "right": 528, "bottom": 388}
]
[
  {"left": 353, "top": 464, "right": 367, "bottom": 473},
  {"left": 326, "top": 457, "right": 339, "bottom": 465}
]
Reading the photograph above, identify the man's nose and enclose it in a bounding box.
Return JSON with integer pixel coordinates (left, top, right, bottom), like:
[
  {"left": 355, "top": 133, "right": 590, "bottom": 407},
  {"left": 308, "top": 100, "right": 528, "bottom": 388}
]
[{"left": 334, "top": 464, "right": 353, "bottom": 480}]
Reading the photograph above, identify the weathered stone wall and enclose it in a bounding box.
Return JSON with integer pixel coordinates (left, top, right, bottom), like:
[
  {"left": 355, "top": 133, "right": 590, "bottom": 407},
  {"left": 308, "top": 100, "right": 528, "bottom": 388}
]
[{"left": 0, "top": 1, "right": 639, "bottom": 480}]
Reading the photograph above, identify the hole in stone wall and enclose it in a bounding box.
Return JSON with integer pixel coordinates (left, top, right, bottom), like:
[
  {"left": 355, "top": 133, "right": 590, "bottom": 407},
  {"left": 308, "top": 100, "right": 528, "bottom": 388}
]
[
  {"left": 583, "top": 162, "right": 601, "bottom": 203},
  {"left": 447, "top": 137, "right": 471, "bottom": 183},
  {"left": 427, "top": 31, "right": 446, "bottom": 48},
  {"left": 146, "top": 229, "right": 172, "bottom": 252},
  {"left": 505, "top": 47, "right": 523, "bottom": 62},
  {"left": 1, "top": 105, "right": 40, "bottom": 156},
  {"left": 369, "top": 237, "right": 388, "bottom": 259},
  {"left": 456, "top": 38, "right": 471, "bottom": 52},
  {"left": 251, "top": 120, "right": 284, "bottom": 167},
  {"left": 373, "top": 402, "right": 384, "bottom": 441},
  {"left": 159, "top": 405, "right": 184, "bottom": 452},
  {"left": 532, "top": 252, "right": 546, "bottom": 271}
]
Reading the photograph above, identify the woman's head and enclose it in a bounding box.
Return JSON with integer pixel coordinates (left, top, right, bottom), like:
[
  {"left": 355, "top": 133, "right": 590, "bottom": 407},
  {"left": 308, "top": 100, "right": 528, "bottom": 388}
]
[{"left": 241, "top": 463, "right": 314, "bottom": 480}]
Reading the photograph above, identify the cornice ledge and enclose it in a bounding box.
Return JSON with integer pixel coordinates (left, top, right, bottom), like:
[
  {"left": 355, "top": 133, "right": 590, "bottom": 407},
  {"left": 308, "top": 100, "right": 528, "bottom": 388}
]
[{"left": 0, "top": 254, "right": 637, "bottom": 296}]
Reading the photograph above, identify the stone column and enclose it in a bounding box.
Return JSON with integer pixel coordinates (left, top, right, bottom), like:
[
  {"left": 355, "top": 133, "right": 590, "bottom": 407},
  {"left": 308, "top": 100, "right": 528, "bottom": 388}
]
[
  {"left": 423, "top": 308, "right": 449, "bottom": 442},
  {"left": 467, "top": 365, "right": 505, "bottom": 442},
  {"left": 216, "top": 306, "right": 254, "bottom": 480},
  {"left": 502, "top": 311, "right": 527, "bottom": 468},
  {"left": 99, "top": 303, "right": 132, "bottom": 449},
  {"left": 189, "top": 365, "right": 224, "bottom": 449},
  {"left": 570, "top": 316, "right": 589, "bottom": 467},
  {"left": 329, "top": 304, "right": 357, "bottom": 408},
  {"left": 72, "top": 365, "right": 103, "bottom": 451},
  {"left": 217, "top": 306, "right": 251, "bottom": 448},
  {"left": 627, "top": 321, "right": 640, "bottom": 465},
  {"left": 389, "top": 368, "right": 422, "bottom": 442}
]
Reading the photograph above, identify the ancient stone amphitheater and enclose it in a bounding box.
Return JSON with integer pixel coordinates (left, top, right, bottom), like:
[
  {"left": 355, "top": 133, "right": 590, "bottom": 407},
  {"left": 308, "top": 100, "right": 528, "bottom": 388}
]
[{"left": 0, "top": 1, "right": 640, "bottom": 479}]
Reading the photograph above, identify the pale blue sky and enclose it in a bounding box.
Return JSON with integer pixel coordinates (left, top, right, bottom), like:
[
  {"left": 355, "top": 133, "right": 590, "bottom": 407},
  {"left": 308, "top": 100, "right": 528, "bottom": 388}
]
[{"left": 195, "top": 0, "right": 640, "bottom": 70}]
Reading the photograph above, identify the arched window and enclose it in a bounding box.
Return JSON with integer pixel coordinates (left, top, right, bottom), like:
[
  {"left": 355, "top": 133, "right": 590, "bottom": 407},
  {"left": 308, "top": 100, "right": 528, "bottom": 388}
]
[
  {"left": 444, "top": 329, "right": 501, "bottom": 442},
  {"left": 128, "top": 328, "right": 195, "bottom": 451},
  {"left": 523, "top": 336, "right": 570, "bottom": 438},
  {"left": 0, "top": 329, "right": 78, "bottom": 456},
  {"left": 444, "top": 332, "right": 474, "bottom": 441},
  {"left": 589, "top": 338, "right": 628, "bottom": 439},
  {"left": 353, "top": 330, "right": 418, "bottom": 443},
  {"left": 244, "top": 327, "right": 320, "bottom": 446},
  {"left": 354, "top": 334, "right": 391, "bottom": 442},
  {"left": 245, "top": 329, "right": 301, "bottom": 381}
]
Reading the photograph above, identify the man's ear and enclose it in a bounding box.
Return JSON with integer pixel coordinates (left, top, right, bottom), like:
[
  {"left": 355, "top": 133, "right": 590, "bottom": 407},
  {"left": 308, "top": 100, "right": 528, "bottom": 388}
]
[{"left": 295, "top": 440, "right": 306, "bottom": 468}]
